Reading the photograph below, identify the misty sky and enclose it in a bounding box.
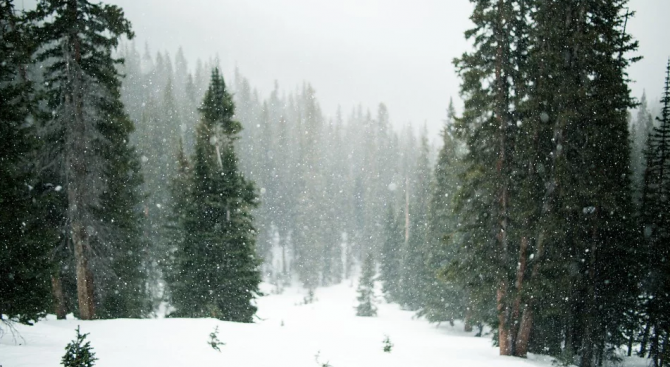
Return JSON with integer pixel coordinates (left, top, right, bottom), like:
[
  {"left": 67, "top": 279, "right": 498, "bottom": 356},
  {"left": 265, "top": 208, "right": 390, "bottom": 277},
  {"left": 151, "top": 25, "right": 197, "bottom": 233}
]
[{"left": 21, "top": 0, "right": 670, "bottom": 136}]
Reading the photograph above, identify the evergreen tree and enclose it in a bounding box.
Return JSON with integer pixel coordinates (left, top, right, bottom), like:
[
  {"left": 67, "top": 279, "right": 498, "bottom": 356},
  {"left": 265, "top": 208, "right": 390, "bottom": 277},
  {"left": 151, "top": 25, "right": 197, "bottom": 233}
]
[
  {"left": 639, "top": 60, "right": 670, "bottom": 367},
  {"left": 419, "top": 99, "right": 467, "bottom": 326},
  {"left": 28, "top": 0, "right": 144, "bottom": 320},
  {"left": 0, "top": 0, "right": 54, "bottom": 325},
  {"left": 400, "top": 131, "right": 432, "bottom": 310},
  {"left": 356, "top": 252, "right": 377, "bottom": 317},
  {"left": 380, "top": 205, "right": 402, "bottom": 302},
  {"left": 61, "top": 326, "right": 97, "bottom": 367},
  {"left": 450, "top": 0, "right": 530, "bottom": 354},
  {"left": 515, "top": 2, "right": 639, "bottom": 363},
  {"left": 168, "top": 68, "right": 261, "bottom": 322},
  {"left": 632, "top": 92, "right": 654, "bottom": 203},
  {"left": 94, "top": 113, "right": 149, "bottom": 318}
]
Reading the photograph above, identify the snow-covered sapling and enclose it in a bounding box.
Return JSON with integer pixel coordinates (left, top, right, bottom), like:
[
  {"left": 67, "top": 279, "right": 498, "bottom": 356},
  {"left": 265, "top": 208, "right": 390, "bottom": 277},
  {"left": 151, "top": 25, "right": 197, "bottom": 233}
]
[
  {"left": 314, "top": 351, "right": 332, "bottom": 367},
  {"left": 303, "top": 289, "right": 316, "bottom": 305},
  {"left": 356, "top": 252, "right": 377, "bottom": 317},
  {"left": 382, "top": 335, "right": 393, "bottom": 353},
  {"left": 208, "top": 326, "right": 225, "bottom": 352},
  {"left": 61, "top": 326, "right": 97, "bottom": 367}
]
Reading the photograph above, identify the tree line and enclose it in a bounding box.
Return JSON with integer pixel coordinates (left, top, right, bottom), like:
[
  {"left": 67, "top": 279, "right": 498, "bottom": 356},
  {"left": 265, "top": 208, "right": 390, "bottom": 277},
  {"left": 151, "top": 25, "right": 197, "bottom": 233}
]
[
  {"left": 375, "top": 1, "right": 670, "bottom": 367},
  {"left": 1, "top": 0, "right": 427, "bottom": 326},
  {"left": 0, "top": 0, "right": 261, "bottom": 325},
  {"left": 2, "top": 1, "right": 669, "bottom": 367}
]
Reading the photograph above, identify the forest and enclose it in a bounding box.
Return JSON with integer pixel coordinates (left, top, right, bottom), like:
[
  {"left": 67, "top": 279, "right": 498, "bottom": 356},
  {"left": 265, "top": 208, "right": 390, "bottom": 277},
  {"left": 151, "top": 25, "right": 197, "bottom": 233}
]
[{"left": 1, "top": 1, "right": 669, "bottom": 367}]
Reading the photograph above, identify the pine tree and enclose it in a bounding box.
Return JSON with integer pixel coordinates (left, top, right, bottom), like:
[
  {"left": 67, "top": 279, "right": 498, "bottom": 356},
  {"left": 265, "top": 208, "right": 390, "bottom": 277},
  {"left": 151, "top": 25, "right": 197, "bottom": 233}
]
[
  {"left": 28, "top": 0, "right": 144, "bottom": 320},
  {"left": 380, "top": 205, "right": 402, "bottom": 302},
  {"left": 61, "top": 326, "right": 97, "bottom": 367},
  {"left": 451, "top": 0, "right": 530, "bottom": 354},
  {"left": 632, "top": 92, "right": 654, "bottom": 204},
  {"left": 94, "top": 113, "right": 149, "bottom": 318},
  {"left": 418, "top": 99, "right": 467, "bottom": 326},
  {"left": 168, "top": 68, "right": 261, "bottom": 322},
  {"left": 400, "top": 131, "right": 432, "bottom": 310},
  {"left": 515, "top": 2, "right": 640, "bottom": 363},
  {"left": 0, "top": 0, "right": 54, "bottom": 325},
  {"left": 639, "top": 60, "right": 670, "bottom": 367},
  {"left": 356, "top": 252, "right": 377, "bottom": 317}
]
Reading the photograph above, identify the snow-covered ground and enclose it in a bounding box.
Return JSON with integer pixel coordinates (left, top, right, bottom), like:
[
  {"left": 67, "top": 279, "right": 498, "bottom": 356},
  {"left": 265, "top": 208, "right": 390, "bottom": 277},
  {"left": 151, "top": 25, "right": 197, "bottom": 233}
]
[{"left": 0, "top": 281, "right": 643, "bottom": 367}]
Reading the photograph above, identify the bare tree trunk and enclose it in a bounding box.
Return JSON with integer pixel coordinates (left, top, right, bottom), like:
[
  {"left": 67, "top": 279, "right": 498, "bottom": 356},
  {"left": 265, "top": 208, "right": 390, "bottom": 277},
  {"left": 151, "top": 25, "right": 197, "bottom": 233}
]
[
  {"left": 515, "top": 233, "right": 545, "bottom": 357},
  {"left": 464, "top": 308, "right": 473, "bottom": 332},
  {"left": 51, "top": 274, "right": 67, "bottom": 319},
  {"left": 510, "top": 236, "right": 529, "bottom": 355},
  {"left": 65, "top": 0, "right": 96, "bottom": 321},
  {"left": 627, "top": 325, "right": 634, "bottom": 357},
  {"left": 498, "top": 286, "right": 511, "bottom": 355},
  {"left": 580, "top": 222, "right": 599, "bottom": 367},
  {"left": 640, "top": 321, "right": 651, "bottom": 357},
  {"left": 73, "top": 222, "right": 95, "bottom": 320},
  {"left": 494, "top": 0, "right": 512, "bottom": 354}
]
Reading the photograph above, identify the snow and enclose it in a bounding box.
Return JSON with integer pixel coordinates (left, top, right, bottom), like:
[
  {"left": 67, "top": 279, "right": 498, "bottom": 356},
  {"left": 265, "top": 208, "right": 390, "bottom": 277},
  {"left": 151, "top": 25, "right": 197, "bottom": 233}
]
[{"left": 0, "top": 282, "right": 635, "bottom": 367}]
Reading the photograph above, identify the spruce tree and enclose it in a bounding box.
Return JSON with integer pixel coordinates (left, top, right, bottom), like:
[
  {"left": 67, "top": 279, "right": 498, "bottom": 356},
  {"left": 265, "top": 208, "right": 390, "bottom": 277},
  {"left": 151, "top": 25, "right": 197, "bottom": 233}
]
[
  {"left": 28, "top": 0, "right": 144, "bottom": 320},
  {"left": 380, "top": 205, "right": 402, "bottom": 302},
  {"left": 356, "top": 252, "right": 377, "bottom": 317},
  {"left": 516, "top": 2, "right": 639, "bottom": 363},
  {"left": 400, "top": 131, "right": 432, "bottom": 310},
  {"left": 632, "top": 92, "right": 654, "bottom": 204},
  {"left": 61, "top": 326, "right": 97, "bottom": 367},
  {"left": 451, "top": 0, "right": 530, "bottom": 354},
  {"left": 419, "top": 99, "right": 467, "bottom": 326},
  {"left": 168, "top": 68, "right": 261, "bottom": 322},
  {"left": 639, "top": 60, "right": 670, "bottom": 367},
  {"left": 0, "top": 0, "right": 54, "bottom": 325}
]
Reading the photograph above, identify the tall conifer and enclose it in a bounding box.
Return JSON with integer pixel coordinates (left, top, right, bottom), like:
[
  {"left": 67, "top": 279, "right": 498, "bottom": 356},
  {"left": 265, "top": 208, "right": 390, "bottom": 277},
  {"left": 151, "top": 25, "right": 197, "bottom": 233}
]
[
  {"left": 28, "top": 0, "right": 143, "bottom": 319},
  {"left": 168, "top": 68, "right": 261, "bottom": 322}
]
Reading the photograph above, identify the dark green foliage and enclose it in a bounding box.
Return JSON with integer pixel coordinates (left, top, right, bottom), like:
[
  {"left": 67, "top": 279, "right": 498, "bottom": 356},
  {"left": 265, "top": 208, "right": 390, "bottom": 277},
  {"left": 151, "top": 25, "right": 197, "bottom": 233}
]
[
  {"left": 449, "top": 0, "right": 530, "bottom": 354},
  {"left": 94, "top": 115, "right": 150, "bottom": 318},
  {"left": 418, "top": 100, "right": 467, "bottom": 325},
  {"left": 639, "top": 60, "right": 670, "bottom": 367},
  {"left": 0, "top": 0, "right": 54, "bottom": 325},
  {"left": 61, "top": 326, "right": 97, "bottom": 367},
  {"left": 168, "top": 68, "right": 261, "bottom": 323},
  {"left": 28, "top": 0, "right": 147, "bottom": 319},
  {"left": 448, "top": 0, "right": 641, "bottom": 363},
  {"left": 356, "top": 252, "right": 377, "bottom": 317},
  {"left": 382, "top": 335, "right": 393, "bottom": 353}
]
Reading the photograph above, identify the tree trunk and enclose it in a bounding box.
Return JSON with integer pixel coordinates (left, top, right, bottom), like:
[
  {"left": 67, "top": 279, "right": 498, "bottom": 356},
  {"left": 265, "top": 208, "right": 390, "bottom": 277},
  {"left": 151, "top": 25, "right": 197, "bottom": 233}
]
[
  {"left": 464, "top": 308, "right": 473, "bottom": 332},
  {"left": 515, "top": 234, "right": 542, "bottom": 357},
  {"left": 73, "top": 222, "right": 95, "bottom": 320},
  {"left": 510, "top": 236, "right": 529, "bottom": 355},
  {"left": 627, "top": 325, "right": 634, "bottom": 357},
  {"left": 66, "top": 0, "right": 96, "bottom": 321},
  {"left": 51, "top": 274, "right": 67, "bottom": 319},
  {"left": 494, "top": 0, "right": 512, "bottom": 355},
  {"left": 580, "top": 224, "right": 599, "bottom": 367},
  {"left": 498, "top": 285, "right": 512, "bottom": 355},
  {"left": 640, "top": 320, "right": 651, "bottom": 357}
]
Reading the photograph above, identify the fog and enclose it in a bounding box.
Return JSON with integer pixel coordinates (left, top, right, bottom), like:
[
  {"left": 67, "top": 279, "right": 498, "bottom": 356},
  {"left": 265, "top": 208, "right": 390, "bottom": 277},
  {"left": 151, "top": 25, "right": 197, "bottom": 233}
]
[
  {"left": 18, "top": 0, "right": 669, "bottom": 133},
  {"left": 4, "top": 1, "right": 670, "bottom": 366},
  {"left": 95, "top": 0, "right": 670, "bottom": 131}
]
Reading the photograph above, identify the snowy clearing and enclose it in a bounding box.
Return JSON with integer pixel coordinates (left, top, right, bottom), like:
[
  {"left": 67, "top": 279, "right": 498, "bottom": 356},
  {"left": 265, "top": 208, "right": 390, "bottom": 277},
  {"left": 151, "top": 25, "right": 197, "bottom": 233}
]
[{"left": 0, "top": 281, "right": 557, "bottom": 367}]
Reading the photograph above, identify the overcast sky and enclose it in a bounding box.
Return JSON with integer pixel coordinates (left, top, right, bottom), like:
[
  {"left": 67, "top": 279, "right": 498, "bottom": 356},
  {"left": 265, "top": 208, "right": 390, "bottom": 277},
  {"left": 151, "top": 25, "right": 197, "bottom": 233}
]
[{"left": 21, "top": 0, "right": 670, "bottom": 137}]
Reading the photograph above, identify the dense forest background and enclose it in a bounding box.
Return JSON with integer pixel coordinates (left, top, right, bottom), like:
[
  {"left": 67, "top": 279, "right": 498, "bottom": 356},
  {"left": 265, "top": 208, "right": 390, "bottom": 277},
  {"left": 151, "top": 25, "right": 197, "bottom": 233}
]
[{"left": 2, "top": 1, "right": 670, "bottom": 367}]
